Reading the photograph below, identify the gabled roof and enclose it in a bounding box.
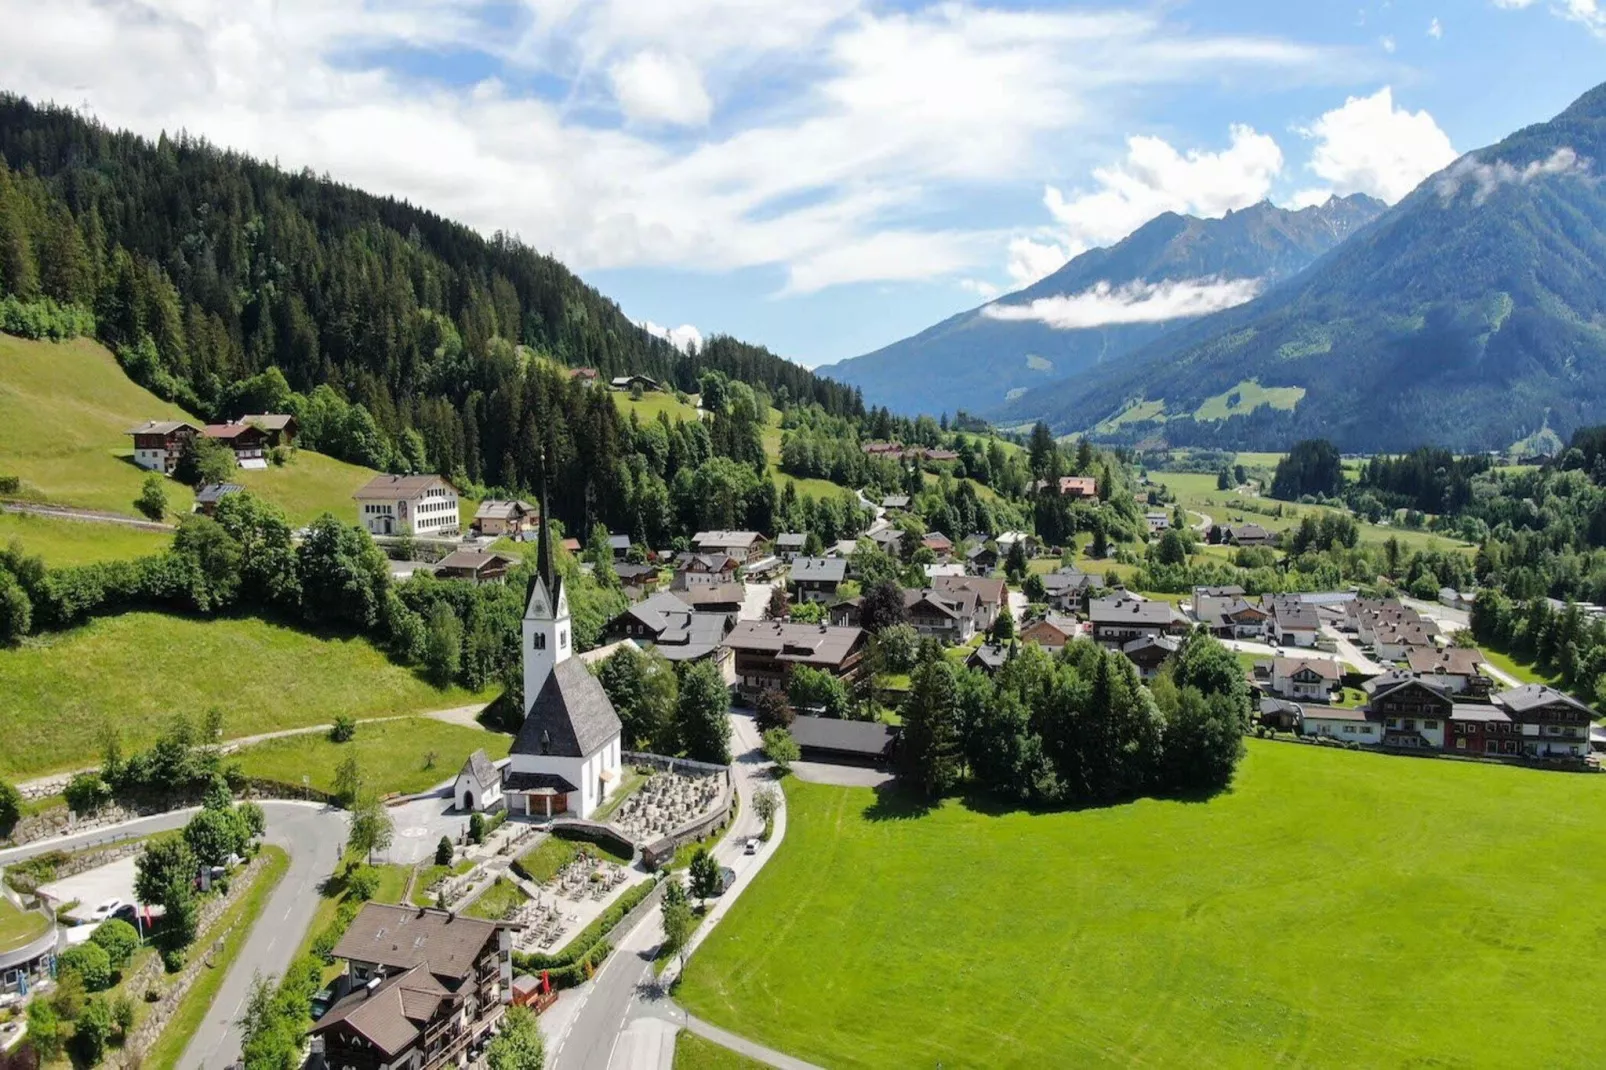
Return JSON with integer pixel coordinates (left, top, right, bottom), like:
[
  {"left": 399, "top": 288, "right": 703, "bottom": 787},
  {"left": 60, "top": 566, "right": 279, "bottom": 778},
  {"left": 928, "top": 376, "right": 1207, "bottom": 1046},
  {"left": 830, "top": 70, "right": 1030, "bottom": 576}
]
[
  {"left": 967, "top": 643, "right": 1010, "bottom": 670},
  {"left": 881, "top": 495, "right": 911, "bottom": 509},
  {"left": 674, "top": 552, "right": 738, "bottom": 573},
  {"left": 1089, "top": 597, "right": 1177, "bottom": 626},
  {"left": 614, "top": 592, "right": 732, "bottom": 658},
  {"left": 1407, "top": 647, "right": 1485, "bottom": 676},
  {"left": 693, "top": 530, "right": 763, "bottom": 549},
  {"left": 1364, "top": 670, "right": 1448, "bottom": 697},
  {"left": 240, "top": 413, "right": 296, "bottom": 430},
  {"left": 474, "top": 499, "right": 534, "bottom": 521},
  {"left": 457, "top": 749, "right": 499, "bottom": 791},
  {"left": 512, "top": 658, "right": 622, "bottom": 759},
  {"left": 615, "top": 562, "right": 658, "bottom": 584},
  {"left": 1273, "top": 656, "right": 1341, "bottom": 681},
  {"left": 677, "top": 582, "right": 746, "bottom": 607},
  {"left": 312, "top": 963, "right": 448, "bottom": 1057},
  {"left": 775, "top": 533, "right": 808, "bottom": 549},
  {"left": 607, "top": 534, "right": 631, "bottom": 551},
  {"left": 932, "top": 574, "right": 1006, "bottom": 607},
  {"left": 1267, "top": 596, "right": 1321, "bottom": 631},
  {"left": 1495, "top": 684, "right": 1596, "bottom": 716},
  {"left": 1022, "top": 613, "right": 1078, "bottom": 640},
  {"left": 791, "top": 557, "right": 848, "bottom": 584},
  {"left": 195, "top": 482, "right": 245, "bottom": 504},
  {"left": 1123, "top": 634, "right": 1180, "bottom": 657},
  {"left": 353, "top": 474, "right": 458, "bottom": 501},
  {"left": 724, "top": 620, "right": 864, "bottom": 667},
  {"left": 435, "top": 549, "right": 516, "bottom": 573},
  {"left": 126, "top": 419, "right": 198, "bottom": 436},
  {"left": 789, "top": 715, "right": 895, "bottom": 756},
  {"left": 329, "top": 903, "right": 499, "bottom": 983},
  {"left": 1040, "top": 570, "right": 1104, "bottom": 594}
]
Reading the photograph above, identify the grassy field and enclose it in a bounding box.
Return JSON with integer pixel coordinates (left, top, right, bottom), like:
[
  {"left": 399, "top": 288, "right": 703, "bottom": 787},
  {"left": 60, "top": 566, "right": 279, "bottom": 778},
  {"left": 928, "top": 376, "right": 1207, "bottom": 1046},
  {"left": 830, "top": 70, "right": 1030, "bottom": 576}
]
[
  {"left": 411, "top": 859, "right": 474, "bottom": 906},
  {"left": 231, "top": 717, "right": 509, "bottom": 797},
  {"left": 673, "top": 1033, "right": 767, "bottom": 1070},
  {"left": 1192, "top": 379, "right": 1306, "bottom": 422},
  {"left": 612, "top": 389, "right": 705, "bottom": 426},
  {"left": 0, "top": 612, "right": 492, "bottom": 778},
  {"left": 1479, "top": 644, "right": 1561, "bottom": 688},
  {"left": 0, "top": 331, "right": 383, "bottom": 525},
  {"left": 1151, "top": 470, "right": 1471, "bottom": 555},
  {"left": 142, "top": 846, "right": 290, "bottom": 1069},
  {"left": 0, "top": 898, "right": 49, "bottom": 953},
  {"left": 465, "top": 876, "right": 528, "bottom": 920},
  {"left": 679, "top": 742, "right": 1606, "bottom": 1069},
  {"left": 1094, "top": 398, "right": 1166, "bottom": 433},
  {"left": 0, "top": 508, "right": 171, "bottom": 566}
]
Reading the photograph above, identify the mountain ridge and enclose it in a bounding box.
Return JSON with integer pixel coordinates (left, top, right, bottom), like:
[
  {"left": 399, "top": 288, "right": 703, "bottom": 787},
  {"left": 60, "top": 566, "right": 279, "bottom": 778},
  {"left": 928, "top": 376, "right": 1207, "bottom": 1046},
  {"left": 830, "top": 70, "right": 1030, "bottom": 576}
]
[
  {"left": 828, "top": 193, "right": 1385, "bottom": 418},
  {"left": 997, "top": 79, "right": 1606, "bottom": 452}
]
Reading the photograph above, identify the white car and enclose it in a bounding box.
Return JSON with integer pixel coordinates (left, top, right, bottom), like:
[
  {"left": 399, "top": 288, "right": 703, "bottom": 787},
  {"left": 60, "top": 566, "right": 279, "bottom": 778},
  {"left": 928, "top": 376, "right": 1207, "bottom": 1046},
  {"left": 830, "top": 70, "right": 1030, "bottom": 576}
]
[
  {"left": 744, "top": 838, "right": 760, "bottom": 855},
  {"left": 90, "top": 898, "right": 123, "bottom": 922}
]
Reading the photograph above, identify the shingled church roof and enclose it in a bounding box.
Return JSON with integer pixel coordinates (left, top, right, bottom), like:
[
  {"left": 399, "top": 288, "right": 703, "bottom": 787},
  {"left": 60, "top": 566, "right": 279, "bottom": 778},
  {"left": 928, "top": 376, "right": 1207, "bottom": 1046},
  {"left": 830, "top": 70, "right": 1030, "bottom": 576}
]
[{"left": 512, "top": 658, "right": 622, "bottom": 759}]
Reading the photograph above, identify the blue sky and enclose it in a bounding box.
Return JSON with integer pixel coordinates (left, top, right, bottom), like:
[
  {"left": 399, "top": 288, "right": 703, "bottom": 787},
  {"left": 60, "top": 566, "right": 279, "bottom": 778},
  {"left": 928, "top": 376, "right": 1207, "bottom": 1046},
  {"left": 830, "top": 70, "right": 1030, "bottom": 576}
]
[{"left": 3, "top": 0, "right": 1603, "bottom": 367}]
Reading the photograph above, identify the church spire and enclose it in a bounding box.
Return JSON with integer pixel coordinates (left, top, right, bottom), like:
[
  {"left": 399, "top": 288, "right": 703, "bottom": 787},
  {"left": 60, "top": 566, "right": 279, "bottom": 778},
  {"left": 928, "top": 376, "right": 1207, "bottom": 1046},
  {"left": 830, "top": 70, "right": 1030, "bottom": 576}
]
[{"left": 534, "top": 448, "right": 554, "bottom": 597}]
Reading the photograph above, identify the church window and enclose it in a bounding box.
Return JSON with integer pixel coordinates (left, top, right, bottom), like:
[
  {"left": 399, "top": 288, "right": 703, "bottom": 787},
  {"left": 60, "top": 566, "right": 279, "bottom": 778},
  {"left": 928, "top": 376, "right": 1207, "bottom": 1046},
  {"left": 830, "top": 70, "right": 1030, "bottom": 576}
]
[
  {"left": 560, "top": 628, "right": 568, "bottom": 649},
  {"left": 533, "top": 632, "right": 546, "bottom": 651},
  {"left": 540, "top": 730, "right": 551, "bottom": 756}
]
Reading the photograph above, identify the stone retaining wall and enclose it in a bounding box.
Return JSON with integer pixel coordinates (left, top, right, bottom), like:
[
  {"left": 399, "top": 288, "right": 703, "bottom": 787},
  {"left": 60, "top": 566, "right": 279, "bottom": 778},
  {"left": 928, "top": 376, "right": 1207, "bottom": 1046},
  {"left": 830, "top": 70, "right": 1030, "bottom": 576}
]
[{"left": 116, "top": 851, "right": 272, "bottom": 1066}]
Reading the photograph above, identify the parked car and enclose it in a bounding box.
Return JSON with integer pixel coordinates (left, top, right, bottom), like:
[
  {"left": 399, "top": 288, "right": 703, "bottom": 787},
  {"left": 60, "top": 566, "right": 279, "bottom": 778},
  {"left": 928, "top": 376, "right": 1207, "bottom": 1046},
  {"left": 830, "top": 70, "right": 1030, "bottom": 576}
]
[
  {"left": 90, "top": 898, "right": 123, "bottom": 922},
  {"left": 744, "top": 838, "right": 759, "bottom": 855}
]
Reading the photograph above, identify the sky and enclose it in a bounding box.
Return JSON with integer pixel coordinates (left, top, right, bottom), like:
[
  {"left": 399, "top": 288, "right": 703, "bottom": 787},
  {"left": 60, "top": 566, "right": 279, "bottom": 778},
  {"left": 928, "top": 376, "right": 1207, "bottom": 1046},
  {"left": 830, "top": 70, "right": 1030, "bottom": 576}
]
[{"left": 1, "top": 0, "right": 1603, "bottom": 368}]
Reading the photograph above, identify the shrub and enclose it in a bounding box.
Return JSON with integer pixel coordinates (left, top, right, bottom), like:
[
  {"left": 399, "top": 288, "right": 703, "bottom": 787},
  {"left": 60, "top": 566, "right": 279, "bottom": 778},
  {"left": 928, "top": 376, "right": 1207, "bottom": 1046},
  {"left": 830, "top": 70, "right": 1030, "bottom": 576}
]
[
  {"left": 0, "top": 779, "right": 20, "bottom": 835},
  {"left": 345, "top": 865, "right": 381, "bottom": 902},
  {"left": 329, "top": 714, "right": 357, "bottom": 743},
  {"left": 74, "top": 998, "right": 113, "bottom": 1064},
  {"left": 468, "top": 812, "right": 486, "bottom": 844},
  {"left": 65, "top": 772, "right": 114, "bottom": 814},
  {"left": 436, "top": 836, "right": 454, "bottom": 866},
  {"left": 90, "top": 919, "right": 141, "bottom": 970},
  {"left": 110, "top": 994, "right": 136, "bottom": 1038},
  {"left": 26, "top": 1000, "right": 61, "bottom": 1062},
  {"left": 161, "top": 946, "right": 186, "bottom": 973},
  {"left": 135, "top": 475, "right": 168, "bottom": 521},
  {"left": 60, "top": 942, "right": 113, "bottom": 991}
]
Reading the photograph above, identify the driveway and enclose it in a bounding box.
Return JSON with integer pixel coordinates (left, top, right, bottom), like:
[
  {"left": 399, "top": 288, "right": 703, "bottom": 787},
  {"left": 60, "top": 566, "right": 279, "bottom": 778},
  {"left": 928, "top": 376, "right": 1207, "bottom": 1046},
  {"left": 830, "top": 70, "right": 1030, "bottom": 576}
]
[
  {"left": 1322, "top": 625, "right": 1385, "bottom": 675},
  {"left": 791, "top": 761, "right": 893, "bottom": 788},
  {"left": 740, "top": 582, "right": 773, "bottom": 622}
]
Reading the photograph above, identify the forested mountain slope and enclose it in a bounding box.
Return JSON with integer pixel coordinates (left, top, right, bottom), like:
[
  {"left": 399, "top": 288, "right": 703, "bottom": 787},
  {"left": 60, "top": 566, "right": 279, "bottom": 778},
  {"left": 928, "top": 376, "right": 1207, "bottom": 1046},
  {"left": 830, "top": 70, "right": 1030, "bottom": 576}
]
[
  {"left": 831, "top": 195, "right": 1382, "bottom": 418},
  {"left": 1002, "top": 81, "right": 1606, "bottom": 452},
  {"left": 0, "top": 94, "right": 861, "bottom": 536}
]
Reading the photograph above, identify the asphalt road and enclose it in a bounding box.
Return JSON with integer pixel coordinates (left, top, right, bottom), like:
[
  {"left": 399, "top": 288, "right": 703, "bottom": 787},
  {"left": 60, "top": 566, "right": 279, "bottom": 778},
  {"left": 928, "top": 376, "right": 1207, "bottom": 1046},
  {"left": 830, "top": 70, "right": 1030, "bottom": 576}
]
[
  {"left": 0, "top": 801, "right": 348, "bottom": 1070},
  {"left": 549, "top": 712, "right": 775, "bottom": 1070}
]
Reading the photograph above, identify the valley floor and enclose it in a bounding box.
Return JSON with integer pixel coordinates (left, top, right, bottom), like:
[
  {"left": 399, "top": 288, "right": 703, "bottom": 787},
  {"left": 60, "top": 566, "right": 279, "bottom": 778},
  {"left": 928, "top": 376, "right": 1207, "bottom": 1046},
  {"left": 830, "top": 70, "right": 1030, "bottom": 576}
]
[{"left": 678, "top": 741, "right": 1606, "bottom": 1069}]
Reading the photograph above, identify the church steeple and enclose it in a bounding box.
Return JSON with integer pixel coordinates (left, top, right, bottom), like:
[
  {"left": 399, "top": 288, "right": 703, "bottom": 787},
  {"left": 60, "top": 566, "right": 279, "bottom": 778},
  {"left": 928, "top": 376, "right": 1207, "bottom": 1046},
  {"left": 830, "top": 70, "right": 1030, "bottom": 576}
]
[{"left": 523, "top": 451, "right": 570, "bottom": 711}]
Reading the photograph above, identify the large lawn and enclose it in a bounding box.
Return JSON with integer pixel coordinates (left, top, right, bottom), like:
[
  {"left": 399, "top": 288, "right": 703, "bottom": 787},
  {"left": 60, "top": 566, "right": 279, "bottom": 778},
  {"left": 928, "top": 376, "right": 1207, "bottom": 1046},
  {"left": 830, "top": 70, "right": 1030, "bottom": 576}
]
[
  {"left": 0, "top": 509, "right": 172, "bottom": 566},
  {"left": 679, "top": 742, "right": 1606, "bottom": 1069},
  {"left": 230, "top": 717, "right": 509, "bottom": 797},
  {"left": 0, "top": 612, "right": 492, "bottom": 777},
  {"left": 0, "top": 898, "right": 49, "bottom": 954}
]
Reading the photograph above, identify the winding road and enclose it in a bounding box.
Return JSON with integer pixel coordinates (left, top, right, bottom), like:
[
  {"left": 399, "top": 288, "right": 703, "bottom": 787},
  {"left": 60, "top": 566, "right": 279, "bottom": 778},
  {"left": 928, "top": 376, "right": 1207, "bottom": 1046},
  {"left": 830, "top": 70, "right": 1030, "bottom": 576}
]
[{"left": 0, "top": 801, "right": 350, "bottom": 1069}]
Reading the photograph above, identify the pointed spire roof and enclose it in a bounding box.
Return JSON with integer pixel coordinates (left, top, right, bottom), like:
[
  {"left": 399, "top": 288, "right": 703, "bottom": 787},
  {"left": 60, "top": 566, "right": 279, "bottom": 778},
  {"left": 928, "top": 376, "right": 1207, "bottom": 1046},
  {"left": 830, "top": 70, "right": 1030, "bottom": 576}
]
[{"left": 527, "top": 449, "right": 562, "bottom": 615}]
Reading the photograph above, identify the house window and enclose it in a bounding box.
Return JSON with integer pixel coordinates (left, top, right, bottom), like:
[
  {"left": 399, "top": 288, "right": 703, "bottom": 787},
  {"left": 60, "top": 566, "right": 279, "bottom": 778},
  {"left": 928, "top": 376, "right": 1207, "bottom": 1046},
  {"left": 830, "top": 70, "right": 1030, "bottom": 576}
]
[
  {"left": 1457, "top": 739, "right": 1466, "bottom": 750},
  {"left": 1424, "top": 720, "right": 1437, "bottom": 730},
  {"left": 1404, "top": 719, "right": 1416, "bottom": 730}
]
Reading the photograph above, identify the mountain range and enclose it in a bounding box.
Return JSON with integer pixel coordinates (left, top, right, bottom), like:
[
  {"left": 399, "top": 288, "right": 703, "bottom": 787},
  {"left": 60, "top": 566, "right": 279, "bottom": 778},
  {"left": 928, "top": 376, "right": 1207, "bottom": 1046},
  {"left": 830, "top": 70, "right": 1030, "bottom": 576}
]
[
  {"left": 827, "top": 194, "right": 1385, "bottom": 419},
  {"left": 994, "top": 82, "right": 1606, "bottom": 453}
]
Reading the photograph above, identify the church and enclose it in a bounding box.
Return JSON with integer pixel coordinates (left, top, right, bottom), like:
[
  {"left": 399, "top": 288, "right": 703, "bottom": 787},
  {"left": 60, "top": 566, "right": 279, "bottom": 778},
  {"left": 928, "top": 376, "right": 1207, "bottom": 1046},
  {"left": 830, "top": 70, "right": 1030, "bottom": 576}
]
[{"left": 463, "top": 479, "right": 623, "bottom": 821}]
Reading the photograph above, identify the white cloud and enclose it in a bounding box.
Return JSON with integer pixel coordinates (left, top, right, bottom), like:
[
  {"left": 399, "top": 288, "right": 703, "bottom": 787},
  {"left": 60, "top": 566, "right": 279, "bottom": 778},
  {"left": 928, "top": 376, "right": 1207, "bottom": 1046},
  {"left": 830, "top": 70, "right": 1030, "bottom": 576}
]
[
  {"left": 1380, "top": 35, "right": 1397, "bottom": 52},
  {"left": 608, "top": 51, "right": 713, "bottom": 126},
  {"left": 1292, "top": 87, "right": 1457, "bottom": 205},
  {"left": 1428, "top": 17, "right": 1444, "bottom": 38},
  {"left": 642, "top": 320, "right": 704, "bottom": 353},
  {"left": 1005, "top": 237, "right": 1069, "bottom": 288},
  {"left": 980, "top": 276, "right": 1263, "bottom": 330},
  {"left": 959, "top": 278, "right": 1002, "bottom": 300},
  {"left": 1042, "top": 125, "right": 1285, "bottom": 256},
  {"left": 0, "top": 0, "right": 1349, "bottom": 299},
  {"left": 1435, "top": 146, "right": 1594, "bottom": 204},
  {"left": 1490, "top": 0, "right": 1606, "bottom": 35}
]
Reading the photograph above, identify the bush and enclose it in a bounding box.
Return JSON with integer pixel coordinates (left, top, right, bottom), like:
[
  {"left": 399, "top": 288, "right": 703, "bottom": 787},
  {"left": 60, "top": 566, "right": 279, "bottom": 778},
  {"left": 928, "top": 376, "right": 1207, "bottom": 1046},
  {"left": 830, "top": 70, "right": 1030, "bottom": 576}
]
[
  {"left": 65, "top": 772, "right": 114, "bottom": 814},
  {"left": 26, "top": 1000, "right": 62, "bottom": 1062},
  {"left": 60, "top": 942, "right": 113, "bottom": 991},
  {"left": 110, "top": 994, "right": 136, "bottom": 1038},
  {"left": 436, "top": 836, "right": 454, "bottom": 866},
  {"left": 90, "top": 918, "right": 141, "bottom": 970},
  {"left": 329, "top": 714, "right": 357, "bottom": 743},
  {"left": 136, "top": 475, "right": 168, "bottom": 521},
  {"left": 74, "top": 998, "right": 114, "bottom": 1064},
  {"left": 345, "top": 865, "right": 381, "bottom": 902},
  {"left": 0, "top": 779, "right": 20, "bottom": 835},
  {"left": 161, "top": 945, "right": 186, "bottom": 972},
  {"left": 468, "top": 812, "right": 486, "bottom": 844},
  {"left": 511, "top": 878, "right": 656, "bottom": 981}
]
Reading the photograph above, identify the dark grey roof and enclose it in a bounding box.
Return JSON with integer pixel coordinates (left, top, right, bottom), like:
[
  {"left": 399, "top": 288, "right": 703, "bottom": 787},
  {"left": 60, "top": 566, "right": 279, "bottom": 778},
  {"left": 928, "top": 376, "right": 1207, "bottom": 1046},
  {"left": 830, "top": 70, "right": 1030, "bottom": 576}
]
[
  {"left": 1089, "top": 597, "right": 1175, "bottom": 626},
  {"left": 1268, "top": 596, "right": 1321, "bottom": 631},
  {"left": 1040, "top": 570, "right": 1103, "bottom": 594},
  {"left": 967, "top": 643, "right": 1009, "bottom": 669},
  {"left": 614, "top": 593, "right": 732, "bottom": 658},
  {"left": 1123, "top": 635, "right": 1179, "bottom": 656},
  {"left": 195, "top": 482, "right": 245, "bottom": 503},
  {"left": 1496, "top": 684, "right": 1595, "bottom": 715},
  {"left": 789, "top": 715, "right": 896, "bottom": 756},
  {"left": 1363, "top": 670, "right": 1448, "bottom": 697},
  {"left": 502, "top": 770, "right": 580, "bottom": 794},
  {"left": 513, "top": 658, "right": 622, "bottom": 759},
  {"left": 1259, "top": 697, "right": 1303, "bottom": 717},
  {"left": 458, "top": 749, "right": 498, "bottom": 791},
  {"left": 607, "top": 534, "right": 631, "bottom": 551},
  {"left": 791, "top": 557, "right": 848, "bottom": 584},
  {"left": 615, "top": 562, "right": 658, "bottom": 583}
]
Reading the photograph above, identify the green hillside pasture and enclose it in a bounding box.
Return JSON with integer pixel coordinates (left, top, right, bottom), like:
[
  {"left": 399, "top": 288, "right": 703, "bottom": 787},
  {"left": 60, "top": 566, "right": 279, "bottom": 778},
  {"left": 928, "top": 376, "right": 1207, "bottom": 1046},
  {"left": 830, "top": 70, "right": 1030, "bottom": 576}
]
[
  {"left": 1192, "top": 379, "right": 1305, "bottom": 422},
  {"left": 0, "top": 331, "right": 388, "bottom": 526},
  {"left": 230, "top": 717, "right": 509, "bottom": 797},
  {"left": 0, "top": 333, "right": 197, "bottom": 515},
  {"left": 0, "top": 612, "right": 491, "bottom": 778},
  {"left": 1153, "top": 471, "right": 1470, "bottom": 555},
  {"left": 612, "top": 389, "right": 705, "bottom": 427},
  {"left": 679, "top": 743, "right": 1606, "bottom": 1069},
  {"left": 0, "top": 509, "right": 171, "bottom": 566},
  {"left": 1094, "top": 398, "right": 1166, "bottom": 433}
]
